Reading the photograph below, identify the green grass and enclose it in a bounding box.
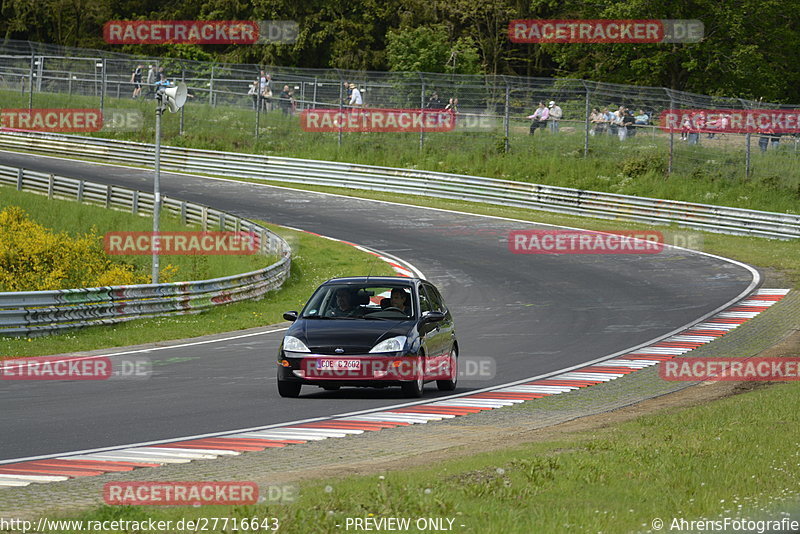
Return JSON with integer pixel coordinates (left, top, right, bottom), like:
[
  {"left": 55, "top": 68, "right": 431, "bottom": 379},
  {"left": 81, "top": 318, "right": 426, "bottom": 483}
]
[
  {"left": 36, "top": 381, "right": 800, "bottom": 533},
  {"left": 3, "top": 88, "right": 799, "bottom": 215},
  {"left": 0, "top": 188, "right": 395, "bottom": 357},
  {"left": 0, "top": 186, "right": 270, "bottom": 284}
]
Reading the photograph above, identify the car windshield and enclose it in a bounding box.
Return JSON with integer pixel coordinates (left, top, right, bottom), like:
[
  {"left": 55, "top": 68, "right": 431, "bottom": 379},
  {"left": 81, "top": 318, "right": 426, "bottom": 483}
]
[{"left": 301, "top": 284, "right": 415, "bottom": 320}]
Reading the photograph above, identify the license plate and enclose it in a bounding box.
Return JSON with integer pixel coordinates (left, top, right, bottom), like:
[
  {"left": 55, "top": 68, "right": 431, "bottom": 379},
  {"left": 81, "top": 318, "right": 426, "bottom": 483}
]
[{"left": 316, "top": 359, "right": 361, "bottom": 371}]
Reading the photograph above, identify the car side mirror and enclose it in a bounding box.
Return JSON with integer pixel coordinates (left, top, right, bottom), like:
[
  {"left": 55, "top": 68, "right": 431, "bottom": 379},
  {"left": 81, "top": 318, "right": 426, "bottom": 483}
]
[
  {"left": 422, "top": 311, "right": 445, "bottom": 323},
  {"left": 283, "top": 311, "right": 298, "bottom": 322}
]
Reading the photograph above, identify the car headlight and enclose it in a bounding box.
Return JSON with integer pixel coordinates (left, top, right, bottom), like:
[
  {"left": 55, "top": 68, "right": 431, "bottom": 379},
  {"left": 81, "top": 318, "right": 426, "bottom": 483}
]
[
  {"left": 369, "top": 335, "right": 407, "bottom": 354},
  {"left": 283, "top": 335, "right": 311, "bottom": 353}
]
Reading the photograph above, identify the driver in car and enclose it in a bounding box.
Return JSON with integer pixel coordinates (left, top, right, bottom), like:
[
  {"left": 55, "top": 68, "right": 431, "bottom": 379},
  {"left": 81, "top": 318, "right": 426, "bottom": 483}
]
[{"left": 329, "top": 289, "right": 359, "bottom": 317}]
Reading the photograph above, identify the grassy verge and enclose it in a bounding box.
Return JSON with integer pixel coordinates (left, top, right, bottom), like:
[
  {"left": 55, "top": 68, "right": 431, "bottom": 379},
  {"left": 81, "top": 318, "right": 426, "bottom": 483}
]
[
  {"left": 0, "top": 188, "right": 395, "bottom": 358},
  {"left": 39, "top": 380, "right": 800, "bottom": 533},
  {"left": 2, "top": 89, "right": 799, "bottom": 214}
]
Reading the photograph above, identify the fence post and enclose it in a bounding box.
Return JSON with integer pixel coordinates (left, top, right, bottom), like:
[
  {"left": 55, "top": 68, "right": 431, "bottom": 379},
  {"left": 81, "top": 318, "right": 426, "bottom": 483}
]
[
  {"left": 419, "top": 75, "right": 425, "bottom": 150},
  {"left": 68, "top": 72, "right": 72, "bottom": 96},
  {"left": 312, "top": 77, "right": 318, "bottom": 109},
  {"left": 745, "top": 134, "right": 752, "bottom": 178},
  {"left": 338, "top": 79, "right": 343, "bottom": 147},
  {"left": 179, "top": 65, "right": 185, "bottom": 135},
  {"left": 504, "top": 80, "right": 510, "bottom": 153},
  {"left": 100, "top": 58, "right": 106, "bottom": 116},
  {"left": 583, "top": 82, "right": 590, "bottom": 157},
  {"left": 16, "top": 168, "right": 23, "bottom": 191},
  {"left": 209, "top": 65, "right": 214, "bottom": 106},
  {"left": 667, "top": 91, "right": 674, "bottom": 177},
  {"left": 27, "top": 55, "right": 35, "bottom": 110}
]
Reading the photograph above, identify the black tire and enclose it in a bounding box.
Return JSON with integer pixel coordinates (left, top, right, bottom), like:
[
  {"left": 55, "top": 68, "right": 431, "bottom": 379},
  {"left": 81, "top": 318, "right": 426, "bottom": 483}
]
[
  {"left": 401, "top": 357, "right": 425, "bottom": 398},
  {"left": 437, "top": 347, "right": 458, "bottom": 391},
  {"left": 277, "top": 380, "right": 301, "bottom": 398}
]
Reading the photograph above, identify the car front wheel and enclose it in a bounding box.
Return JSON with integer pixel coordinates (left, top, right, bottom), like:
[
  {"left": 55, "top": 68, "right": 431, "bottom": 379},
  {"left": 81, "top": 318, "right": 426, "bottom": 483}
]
[
  {"left": 277, "top": 379, "right": 301, "bottom": 398},
  {"left": 401, "top": 357, "right": 425, "bottom": 398},
  {"left": 436, "top": 347, "right": 458, "bottom": 391}
]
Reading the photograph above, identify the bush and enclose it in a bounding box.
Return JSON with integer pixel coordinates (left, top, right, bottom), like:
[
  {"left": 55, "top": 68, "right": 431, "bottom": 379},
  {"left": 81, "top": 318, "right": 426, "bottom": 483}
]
[
  {"left": 620, "top": 153, "right": 667, "bottom": 178},
  {"left": 0, "top": 206, "right": 153, "bottom": 291}
]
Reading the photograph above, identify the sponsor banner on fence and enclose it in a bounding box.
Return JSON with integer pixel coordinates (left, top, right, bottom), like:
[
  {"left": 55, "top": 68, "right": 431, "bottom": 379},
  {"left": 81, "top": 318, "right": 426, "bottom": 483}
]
[
  {"left": 104, "top": 231, "right": 260, "bottom": 255},
  {"left": 1, "top": 109, "right": 102, "bottom": 133},
  {"left": 104, "top": 20, "right": 298, "bottom": 44},
  {"left": 509, "top": 230, "right": 664, "bottom": 254},
  {"left": 509, "top": 19, "right": 703, "bottom": 43},
  {"left": 660, "top": 357, "right": 800, "bottom": 381},
  {"left": 659, "top": 109, "right": 800, "bottom": 134},
  {"left": 103, "top": 482, "right": 258, "bottom": 506},
  {"left": 300, "top": 108, "right": 456, "bottom": 133}
]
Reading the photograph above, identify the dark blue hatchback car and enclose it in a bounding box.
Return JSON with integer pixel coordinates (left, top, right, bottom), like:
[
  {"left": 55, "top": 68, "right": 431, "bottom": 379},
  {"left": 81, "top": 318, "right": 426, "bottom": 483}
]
[{"left": 277, "top": 277, "right": 458, "bottom": 398}]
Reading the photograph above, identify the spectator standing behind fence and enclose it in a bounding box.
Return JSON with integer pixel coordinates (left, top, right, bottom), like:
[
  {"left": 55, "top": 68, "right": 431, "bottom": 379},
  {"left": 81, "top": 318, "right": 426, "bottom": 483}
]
[
  {"left": 146, "top": 65, "right": 156, "bottom": 97},
  {"left": 428, "top": 92, "right": 443, "bottom": 109},
  {"left": 279, "top": 85, "right": 291, "bottom": 115},
  {"left": 589, "top": 108, "right": 602, "bottom": 136},
  {"left": 247, "top": 80, "right": 259, "bottom": 110},
  {"left": 527, "top": 102, "right": 548, "bottom": 136},
  {"left": 686, "top": 114, "right": 700, "bottom": 145},
  {"left": 445, "top": 98, "right": 459, "bottom": 113},
  {"left": 131, "top": 65, "right": 143, "bottom": 99},
  {"left": 548, "top": 101, "right": 562, "bottom": 133},
  {"left": 622, "top": 109, "right": 636, "bottom": 138},
  {"left": 154, "top": 72, "right": 171, "bottom": 91},
  {"left": 604, "top": 107, "right": 617, "bottom": 136},
  {"left": 259, "top": 71, "right": 273, "bottom": 111},
  {"left": 342, "top": 81, "right": 352, "bottom": 105},
  {"left": 349, "top": 83, "right": 363, "bottom": 107},
  {"left": 611, "top": 106, "right": 626, "bottom": 139}
]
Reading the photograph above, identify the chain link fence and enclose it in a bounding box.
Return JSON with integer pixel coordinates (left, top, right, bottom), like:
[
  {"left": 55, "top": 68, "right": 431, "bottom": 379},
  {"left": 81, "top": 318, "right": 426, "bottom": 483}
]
[{"left": 0, "top": 39, "right": 799, "bottom": 183}]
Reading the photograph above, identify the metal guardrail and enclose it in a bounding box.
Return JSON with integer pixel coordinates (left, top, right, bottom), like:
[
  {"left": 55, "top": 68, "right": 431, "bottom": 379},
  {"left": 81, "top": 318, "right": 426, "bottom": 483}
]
[
  {"left": 1, "top": 130, "right": 798, "bottom": 240},
  {"left": 0, "top": 164, "right": 292, "bottom": 337}
]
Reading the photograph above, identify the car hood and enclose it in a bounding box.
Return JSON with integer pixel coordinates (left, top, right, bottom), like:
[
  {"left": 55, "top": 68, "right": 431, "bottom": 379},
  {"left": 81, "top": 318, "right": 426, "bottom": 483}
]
[{"left": 291, "top": 318, "right": 413, "bottom": 354}]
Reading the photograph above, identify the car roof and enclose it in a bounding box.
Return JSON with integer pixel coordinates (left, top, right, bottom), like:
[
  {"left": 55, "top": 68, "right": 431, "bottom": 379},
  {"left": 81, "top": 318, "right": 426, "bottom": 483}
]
[{"left": 323, "top": 276, "right": 420, "bottom": 286}]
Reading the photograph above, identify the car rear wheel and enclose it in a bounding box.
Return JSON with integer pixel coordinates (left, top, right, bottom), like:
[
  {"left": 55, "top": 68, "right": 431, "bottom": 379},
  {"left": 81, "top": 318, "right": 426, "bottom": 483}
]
[
  {"left": 437, "top": 347, "right": 458, "bottom": 391},
  {"left": 277, "top": 379, "right": 301, "bottom": 398}
]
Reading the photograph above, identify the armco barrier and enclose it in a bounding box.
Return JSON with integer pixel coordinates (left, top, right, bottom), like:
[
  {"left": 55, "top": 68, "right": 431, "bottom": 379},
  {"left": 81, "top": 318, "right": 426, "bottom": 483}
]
[
  {"left": 0, "top": 164, "right": 291, "bottom": 337},
  {"left": 0, "top": 131, "right": 798, "bottom": 239}
]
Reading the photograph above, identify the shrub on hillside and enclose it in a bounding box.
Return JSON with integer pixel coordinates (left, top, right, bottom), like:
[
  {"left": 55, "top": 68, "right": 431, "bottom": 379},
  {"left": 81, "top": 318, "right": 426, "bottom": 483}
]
[{"left": 0, "top": 206, "right": 152, "bottom": 291}]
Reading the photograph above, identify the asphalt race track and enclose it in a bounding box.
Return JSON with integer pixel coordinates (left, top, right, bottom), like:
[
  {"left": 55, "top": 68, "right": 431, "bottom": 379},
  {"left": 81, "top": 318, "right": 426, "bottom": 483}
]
[{"left": 0, "top": 150, "right": 757, "bottom": 462}]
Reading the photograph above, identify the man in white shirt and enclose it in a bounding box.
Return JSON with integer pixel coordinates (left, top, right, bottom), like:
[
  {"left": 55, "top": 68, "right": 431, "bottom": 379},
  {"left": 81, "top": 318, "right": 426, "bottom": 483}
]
[
  {"left": 349, "top": 83, "right": 363, "bottom": 107},
  {"left": 527, "top": 102, "right": 549, "bottom": 136},
  {"left": 548, "top": 100, "right": 563, "bottom": 133}
]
